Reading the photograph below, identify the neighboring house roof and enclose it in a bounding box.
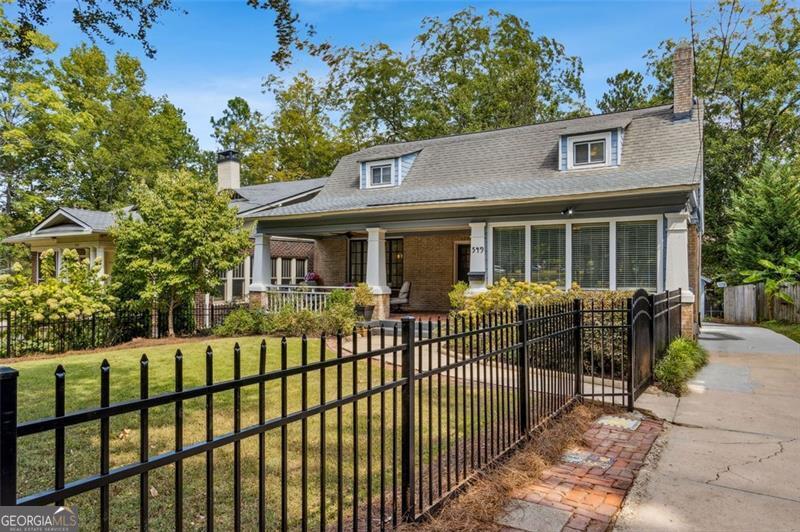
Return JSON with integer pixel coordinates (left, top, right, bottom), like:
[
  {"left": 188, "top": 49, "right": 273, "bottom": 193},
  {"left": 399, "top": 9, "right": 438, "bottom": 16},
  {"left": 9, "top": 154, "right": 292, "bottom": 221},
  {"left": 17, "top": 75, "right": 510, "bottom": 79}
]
[
  {"left": 2, "top": 179, "right": 327, "bottom": 244},
  {"left": 244, "top": 104, "right": 703, "bottom": 219},
  {"left": 230, "top": 177, "right": 327, "bottom": 214}
]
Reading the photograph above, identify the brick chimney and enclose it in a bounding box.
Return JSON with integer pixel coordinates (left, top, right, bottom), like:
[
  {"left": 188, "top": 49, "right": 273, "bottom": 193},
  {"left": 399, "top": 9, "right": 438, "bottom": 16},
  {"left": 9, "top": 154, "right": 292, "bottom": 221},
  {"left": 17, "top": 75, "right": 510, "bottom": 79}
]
[
  {"left": 217, "top": 149, "right": 241, "bottom": 191},
  {"left": 673, "top": 41, "right": 694, "bottom": 117}
]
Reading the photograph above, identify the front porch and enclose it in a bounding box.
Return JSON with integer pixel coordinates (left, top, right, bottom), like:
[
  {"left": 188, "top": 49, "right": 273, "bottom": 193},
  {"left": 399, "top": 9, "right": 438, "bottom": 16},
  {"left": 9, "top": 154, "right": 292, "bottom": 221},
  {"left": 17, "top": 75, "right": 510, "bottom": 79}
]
[{"left": 248, "top": 224, "right": 484, "bottom": 319}]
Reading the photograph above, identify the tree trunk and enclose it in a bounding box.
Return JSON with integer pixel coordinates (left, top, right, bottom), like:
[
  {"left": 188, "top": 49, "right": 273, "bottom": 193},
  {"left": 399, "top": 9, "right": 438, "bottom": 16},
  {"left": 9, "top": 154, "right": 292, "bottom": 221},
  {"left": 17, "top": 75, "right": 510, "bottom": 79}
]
[
  {"left": 150, "top": 301, "right": 159, "bottom": 338},
  {"left": 168, "top": 294, "right": 176, "bottom": 337}
]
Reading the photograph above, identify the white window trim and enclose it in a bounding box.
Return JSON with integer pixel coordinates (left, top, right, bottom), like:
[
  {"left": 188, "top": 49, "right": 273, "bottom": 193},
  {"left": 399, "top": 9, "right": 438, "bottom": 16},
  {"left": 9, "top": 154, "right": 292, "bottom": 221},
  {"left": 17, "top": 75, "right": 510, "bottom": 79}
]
[
  {"left": 567, "top": 132, "right": 612, "bottom": 170},
  {"left": 487, "top": 215, "right": 663, "bottom": 292},
  {"left": 365, "top": 159, "right": 396, "bottom": 189}
]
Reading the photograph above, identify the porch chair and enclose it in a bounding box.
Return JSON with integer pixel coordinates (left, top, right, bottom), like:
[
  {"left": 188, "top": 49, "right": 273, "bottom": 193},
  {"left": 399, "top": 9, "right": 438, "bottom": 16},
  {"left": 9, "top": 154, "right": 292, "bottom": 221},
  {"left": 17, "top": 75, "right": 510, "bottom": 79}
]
[{"left": 390, "top": 281, "right": 411, "bottom": 312}]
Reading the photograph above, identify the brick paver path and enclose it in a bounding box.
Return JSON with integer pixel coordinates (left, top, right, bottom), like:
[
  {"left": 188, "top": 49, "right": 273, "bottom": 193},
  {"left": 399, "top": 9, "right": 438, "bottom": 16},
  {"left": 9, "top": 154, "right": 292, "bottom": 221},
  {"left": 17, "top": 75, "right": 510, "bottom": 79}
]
[{"left": 506, "top": 414, "right": 663, "bottom": 532}]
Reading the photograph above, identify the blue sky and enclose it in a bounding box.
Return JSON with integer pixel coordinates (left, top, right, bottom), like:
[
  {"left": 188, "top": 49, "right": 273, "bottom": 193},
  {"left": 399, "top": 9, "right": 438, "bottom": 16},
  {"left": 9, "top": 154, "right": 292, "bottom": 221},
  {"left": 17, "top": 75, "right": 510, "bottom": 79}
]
[{"left": 38, "top": 1, "right": 701, "bottom": 150}]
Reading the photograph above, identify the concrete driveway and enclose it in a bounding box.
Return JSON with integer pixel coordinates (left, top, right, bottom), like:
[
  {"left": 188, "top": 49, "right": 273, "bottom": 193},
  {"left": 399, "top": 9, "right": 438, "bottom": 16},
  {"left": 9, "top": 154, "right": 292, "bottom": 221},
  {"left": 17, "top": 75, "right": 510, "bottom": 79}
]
[{"left": 616, "top": 322, "right": 800, "bottom": 531}]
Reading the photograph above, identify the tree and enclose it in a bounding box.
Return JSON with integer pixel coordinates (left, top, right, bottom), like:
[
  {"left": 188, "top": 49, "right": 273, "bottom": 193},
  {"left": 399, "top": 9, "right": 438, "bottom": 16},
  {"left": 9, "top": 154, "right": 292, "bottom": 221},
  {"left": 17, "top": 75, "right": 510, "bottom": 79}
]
[
  {"left": 727, "top": 160, "right": 800, "bottom": 274},
  {"left": 111, "top": 170, "right": 250, "bottom": 336},
  {"left": 210, "top": 96, "right": 275, "bottom": 185},
  {"left": 596, "top": 69, "right": 663, "bottom": 113},
  {"left": 50, "top": 44, "right": 202, "bottom": 210},
  {"left": 0, "top": 2, "right": 83, "bottom": 269},
  {"left": 268, "top": 72, "right": 353, "bottom": 180},
  {"left": 326, "top": 8, "right": 587, "bottom": 144},
  {"left": 641, "top": 0, "right": 800, "bottom": 276}
]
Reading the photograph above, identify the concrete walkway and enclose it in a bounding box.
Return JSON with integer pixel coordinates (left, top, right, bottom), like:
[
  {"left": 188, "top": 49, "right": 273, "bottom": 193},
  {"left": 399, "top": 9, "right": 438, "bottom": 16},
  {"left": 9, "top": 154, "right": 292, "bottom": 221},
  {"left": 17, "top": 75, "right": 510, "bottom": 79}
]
[{"left": 616, "top": 323, "right": 800, "bottom": 531}]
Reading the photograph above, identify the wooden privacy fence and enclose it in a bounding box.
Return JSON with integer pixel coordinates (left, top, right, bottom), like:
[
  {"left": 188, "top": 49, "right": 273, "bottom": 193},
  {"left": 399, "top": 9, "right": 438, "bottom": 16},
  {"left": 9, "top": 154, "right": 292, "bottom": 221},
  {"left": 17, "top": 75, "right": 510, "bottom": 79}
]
[
  {"left": 0, "top": 290, "right": 681, "bottom": 530},
  {"left": 724, "top": 283, "right": 800, "bottom": 324}
]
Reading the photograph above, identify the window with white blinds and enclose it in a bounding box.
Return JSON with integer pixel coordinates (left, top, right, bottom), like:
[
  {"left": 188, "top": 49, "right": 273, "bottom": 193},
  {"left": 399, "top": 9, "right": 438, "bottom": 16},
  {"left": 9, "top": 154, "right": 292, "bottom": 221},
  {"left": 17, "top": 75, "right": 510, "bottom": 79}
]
[
  {"left": 530, "top": 225, "right": 566, "bottom": 286},
  {"left": 616, "top": 221, "right": 658, "bottom": 291},
  {"left": 572, "top": 223, "right": 610, "bottom": 289},
  {"left": 232, "top": 259, "right": 245, "bottom": 298},
  {"left": 493, "top": 227, "right": 525, "bottom": 282}
]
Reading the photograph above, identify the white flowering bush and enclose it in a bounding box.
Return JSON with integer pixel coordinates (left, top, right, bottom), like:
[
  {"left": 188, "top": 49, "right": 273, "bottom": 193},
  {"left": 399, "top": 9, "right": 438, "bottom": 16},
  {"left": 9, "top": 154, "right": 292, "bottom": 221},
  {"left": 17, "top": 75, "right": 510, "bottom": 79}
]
[{"left": 0, "top": 248, "right": 117, "bottom": 321}]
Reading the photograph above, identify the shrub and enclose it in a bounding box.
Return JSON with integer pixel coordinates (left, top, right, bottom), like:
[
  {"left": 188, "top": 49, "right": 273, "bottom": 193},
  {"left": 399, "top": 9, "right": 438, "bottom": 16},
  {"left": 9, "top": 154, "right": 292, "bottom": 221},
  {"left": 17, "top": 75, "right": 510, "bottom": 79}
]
[
  {"left": 327, "top": 288, "right": 354, "bottom": 309},
  {"left": 270, "top": 306, "right": 322, "bottom": 336},
  {"left": 352, "top": 283, "right": 373, "bottom": 307},
  {"left": 213, "top": 308, "right": 271, "bottom": 337},
  {"left": 320, "top": 303, "right": 357, "bottom": 335},
  {"left": 655, "top": 337, "right": 708, "bottom": 395},
  {"left": 449, "top": 281, "right": 469, "bottom": 311}
]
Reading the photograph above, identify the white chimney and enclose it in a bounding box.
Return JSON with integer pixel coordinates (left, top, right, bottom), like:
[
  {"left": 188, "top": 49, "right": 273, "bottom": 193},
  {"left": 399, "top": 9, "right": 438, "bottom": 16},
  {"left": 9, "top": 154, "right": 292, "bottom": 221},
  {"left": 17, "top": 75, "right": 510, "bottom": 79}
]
[
  {"left": 673, "top": 41, "right": 694, "bottom": 117},
  {"left": 217, "top": 150, "right": 241, "bottom": 191}
]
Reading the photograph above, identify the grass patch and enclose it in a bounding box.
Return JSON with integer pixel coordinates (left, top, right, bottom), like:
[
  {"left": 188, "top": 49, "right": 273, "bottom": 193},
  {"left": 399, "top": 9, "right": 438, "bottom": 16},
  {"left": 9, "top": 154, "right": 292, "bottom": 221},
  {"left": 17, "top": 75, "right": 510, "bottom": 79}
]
[
  {"left": 759, "top": 320, "right": 800, "bottom": 344},
  {"left": 654, "top": 337, "right": 709, "bottom": 395},
  {"left": 9, "top": 335, "right": 496, "bottom": 530}
]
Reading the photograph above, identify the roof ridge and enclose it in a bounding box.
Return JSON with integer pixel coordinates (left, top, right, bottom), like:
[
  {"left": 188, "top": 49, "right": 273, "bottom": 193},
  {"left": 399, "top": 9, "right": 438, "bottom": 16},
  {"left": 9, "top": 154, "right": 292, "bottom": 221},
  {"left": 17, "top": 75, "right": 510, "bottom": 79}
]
[{"left": 359, "top": 103, "right": 674, "bottom": 151}]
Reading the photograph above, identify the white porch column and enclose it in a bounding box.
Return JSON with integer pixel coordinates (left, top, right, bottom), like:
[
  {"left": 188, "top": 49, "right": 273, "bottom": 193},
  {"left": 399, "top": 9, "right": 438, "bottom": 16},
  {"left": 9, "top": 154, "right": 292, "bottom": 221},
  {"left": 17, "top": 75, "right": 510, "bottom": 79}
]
[
  {"left": 665, "top": 212, "right": 694, "bottom": 303},
  {"left": 249, "top": 233, "right": 272, "bottom": 292},
  {"left": 466, "top": 222, "right": 487, "bottom": 295},
  {"left": 366, "top": 227, "right": 390, "bottom": 294},
  {"left": 94, "top": 246, "right": 105, "bottom": 276}
]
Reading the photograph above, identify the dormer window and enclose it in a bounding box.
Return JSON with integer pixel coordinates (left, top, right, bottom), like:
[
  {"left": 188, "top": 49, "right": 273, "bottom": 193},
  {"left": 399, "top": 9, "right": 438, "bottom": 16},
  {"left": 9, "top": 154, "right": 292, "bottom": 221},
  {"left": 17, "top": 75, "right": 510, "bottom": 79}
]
[
  {"left": 565, "top": 131, "right": 613, "bottom": 170},
  {"left": 574, "top": 140, "right": 605, "bottom": 165},
  {"left": 363, "top": 159, "right": 396, "bottom": 188},
  {"left": 371, "top": 164, "right": 392, "bottom": 186}
]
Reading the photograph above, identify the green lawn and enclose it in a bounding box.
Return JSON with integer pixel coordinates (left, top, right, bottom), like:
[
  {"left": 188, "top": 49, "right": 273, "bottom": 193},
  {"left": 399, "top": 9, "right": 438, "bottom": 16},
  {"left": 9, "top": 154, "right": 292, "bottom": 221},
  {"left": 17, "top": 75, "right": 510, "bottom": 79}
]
[
  {"left": 759, "top": 320, "right": 800, "bottom": 344},
  {"left": 7, "top": 336, "right": 506, "bottom": 530}
]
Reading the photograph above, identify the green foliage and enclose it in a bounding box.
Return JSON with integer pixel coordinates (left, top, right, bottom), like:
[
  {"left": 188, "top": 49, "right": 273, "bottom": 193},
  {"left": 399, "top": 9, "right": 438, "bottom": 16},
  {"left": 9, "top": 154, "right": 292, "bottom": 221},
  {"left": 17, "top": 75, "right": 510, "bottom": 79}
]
[
  {"left": 0, "top": 248, "right": 116, "bottom": 320},
  {"left": 319, "top": 303, "right": 357, "bottom": 336},
  {"left": 450, "top": 278, "right": 631, "bottom": 315},
  {"left": 352, "top": 283, "right": 373, "bottom": 307},
  {"left": 598, "top": 1, "right": 800, "bottom": 276},
  {"left": 270, "top": 306, "right": 322, "bottom": 337},
  {"left": 111, "top": 170, "right": 250, "bottom": 336},
  {"left": 742, "top": 252, "right": 800, "bottom": 305},
  {"left": 596, "top": 69, "right": 662, "bottom": 113},
  {"left": 448, "top": 281, "right": 469, "bottom": 311},
  {"left": 327, "top": 288, "right": 353, "bottom": 308},
  {"left": 326, "top": 7, "right": 587, "bottom": 144},
  {"left": 655, "top": 337, "right": 709, "bottom": 395},
  {"left": 728, "top": 161, "right": 800, "bottom": 274},
  {"left": 759, "top": 321, "right": 800, "bottom": 344},
  {"left": 213, "top": 308, "right": 269, "bottom": 337}
]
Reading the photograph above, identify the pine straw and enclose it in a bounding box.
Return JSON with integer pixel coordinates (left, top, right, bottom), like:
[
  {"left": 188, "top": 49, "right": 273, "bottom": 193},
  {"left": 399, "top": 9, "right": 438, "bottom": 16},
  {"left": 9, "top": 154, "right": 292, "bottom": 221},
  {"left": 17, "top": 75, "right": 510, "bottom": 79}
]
[{"left": 408, "top": 402, "right": 617, "bottom": 532}]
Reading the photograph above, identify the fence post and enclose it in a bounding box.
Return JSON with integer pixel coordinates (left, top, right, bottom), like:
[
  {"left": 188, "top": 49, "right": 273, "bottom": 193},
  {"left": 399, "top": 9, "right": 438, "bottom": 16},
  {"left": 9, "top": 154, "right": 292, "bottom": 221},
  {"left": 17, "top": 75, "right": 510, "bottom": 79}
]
[
  {"left": 573, "top": 299, "right": 583, "bottom": 398},
  {"left": 516, "top": 305, "right": 529, "bottom": 435},
  {"left": 0, "top": 366, "right": 18, "bottom": 505},
  {"left": 5, "top": 312, "right": 10, "bottom": 358},
  {"left": 648, "top": 294, "right": 656, "bottom": 377},
  {"left": 626, "top": 298, "right": 635, "bottom": 412},
  {"left": 92, "top": 314, "right": 97, "bottom": 348},
  {"left": 400, "top": 316, "right": 416, "bottom": 522}
]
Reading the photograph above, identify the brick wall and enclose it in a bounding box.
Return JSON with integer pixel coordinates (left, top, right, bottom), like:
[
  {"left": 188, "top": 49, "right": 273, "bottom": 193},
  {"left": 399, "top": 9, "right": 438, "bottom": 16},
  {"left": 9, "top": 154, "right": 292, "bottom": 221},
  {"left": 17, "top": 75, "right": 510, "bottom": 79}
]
[
  {"left": 270, "top": 239, "right": 314, "bottom": 272},
  {"left": 403, "top": 231, "right": 469, "bottom": 311},
  {"left": 313, "top": 237, "right": 348, "bottom": 286},
  {"left": 312, "top": 231, "right": 469, "bottom": 311},
  {"left": 673, "top": 42, "right": 694, "bottom": 115}
]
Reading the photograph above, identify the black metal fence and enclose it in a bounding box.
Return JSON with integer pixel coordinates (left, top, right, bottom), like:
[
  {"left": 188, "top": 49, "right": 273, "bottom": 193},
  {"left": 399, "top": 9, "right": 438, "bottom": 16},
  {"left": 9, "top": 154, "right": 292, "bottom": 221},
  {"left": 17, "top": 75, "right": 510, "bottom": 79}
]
[
  {"left": 0, "top": 302, "right": 245, "bottom": 358},
  {"left": 0, "top": 291, "right": 682, "bottom": 530}
]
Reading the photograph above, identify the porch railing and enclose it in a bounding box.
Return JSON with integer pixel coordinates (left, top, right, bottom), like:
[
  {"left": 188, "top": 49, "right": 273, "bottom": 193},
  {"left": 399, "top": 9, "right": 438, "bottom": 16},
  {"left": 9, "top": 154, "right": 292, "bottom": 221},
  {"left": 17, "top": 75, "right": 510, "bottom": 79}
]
[{"left": 264, "top": 285, "right": 353, "bottom": 313}]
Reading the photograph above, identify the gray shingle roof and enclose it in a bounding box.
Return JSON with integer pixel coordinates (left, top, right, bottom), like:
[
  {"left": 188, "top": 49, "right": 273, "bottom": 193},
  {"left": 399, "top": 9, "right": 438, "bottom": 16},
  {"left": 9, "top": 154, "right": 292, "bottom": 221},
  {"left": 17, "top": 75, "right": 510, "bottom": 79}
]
[
  {"left": 61, "top": 207, "right": 120, "bottom": 231},
  {"left": 231, "top": 177, "right": 327, "bottom": 213},
  {"left": 245, "top": 104, "right": 702, "bottom": 219}
]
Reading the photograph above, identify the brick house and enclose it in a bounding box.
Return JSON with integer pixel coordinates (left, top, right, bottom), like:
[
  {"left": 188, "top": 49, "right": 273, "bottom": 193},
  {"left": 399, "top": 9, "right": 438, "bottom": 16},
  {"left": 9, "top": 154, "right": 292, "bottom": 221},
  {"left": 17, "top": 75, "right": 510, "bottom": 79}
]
[{"left": 245, "top": 43, "right": 703, "bottom": 335}]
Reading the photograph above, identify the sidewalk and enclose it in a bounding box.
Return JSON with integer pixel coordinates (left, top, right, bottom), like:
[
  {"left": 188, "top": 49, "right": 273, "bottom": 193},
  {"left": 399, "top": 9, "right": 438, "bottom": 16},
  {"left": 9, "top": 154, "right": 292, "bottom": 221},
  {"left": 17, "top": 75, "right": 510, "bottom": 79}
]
[{"left": 616, "top": 323, "right": 800, "bottom": 531}]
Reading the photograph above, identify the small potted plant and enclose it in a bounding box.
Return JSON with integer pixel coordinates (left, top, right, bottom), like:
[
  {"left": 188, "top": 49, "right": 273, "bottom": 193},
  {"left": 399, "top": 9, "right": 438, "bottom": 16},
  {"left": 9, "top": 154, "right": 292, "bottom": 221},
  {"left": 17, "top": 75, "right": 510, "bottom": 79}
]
[
  {"left": 352, "top": 282, "right": 375, "bottom": 320},
  {"left": 303, "top": 271, "right": 321, "bottom": 286}
]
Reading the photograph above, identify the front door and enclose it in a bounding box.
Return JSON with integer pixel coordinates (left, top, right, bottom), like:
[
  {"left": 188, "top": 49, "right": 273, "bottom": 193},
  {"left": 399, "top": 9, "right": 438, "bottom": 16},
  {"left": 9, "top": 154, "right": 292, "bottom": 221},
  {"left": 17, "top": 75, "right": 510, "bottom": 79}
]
[{"left": 456, "top": 244, "right": 470, "bottom": 283}]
